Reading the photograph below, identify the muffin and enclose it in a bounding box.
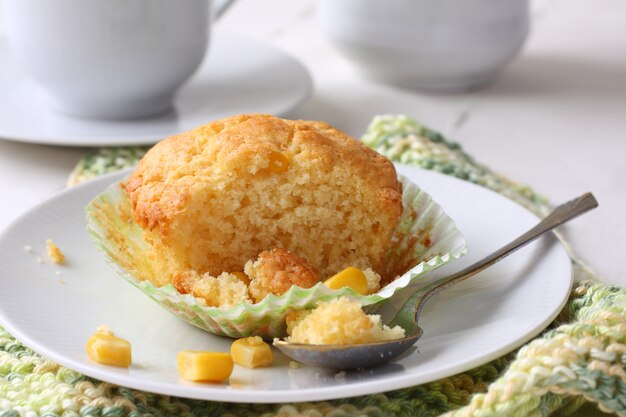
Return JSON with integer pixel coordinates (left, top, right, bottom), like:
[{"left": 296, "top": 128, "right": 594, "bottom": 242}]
[
  {"left": 124, "top": 114, "right": 403, "bottom": 287},
  {"left": 86, "top": 114, "right": 466, "bottom": 338}
]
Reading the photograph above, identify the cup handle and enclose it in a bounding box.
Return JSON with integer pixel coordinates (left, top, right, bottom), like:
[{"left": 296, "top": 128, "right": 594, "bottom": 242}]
[{"left": 213, "top": 0, "right": 237, "bottom": 20}]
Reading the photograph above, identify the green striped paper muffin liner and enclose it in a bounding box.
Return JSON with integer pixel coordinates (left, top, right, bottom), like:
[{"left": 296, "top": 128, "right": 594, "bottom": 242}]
[{"left": 85, "top": 174, "right": 466, "bottom": 339}]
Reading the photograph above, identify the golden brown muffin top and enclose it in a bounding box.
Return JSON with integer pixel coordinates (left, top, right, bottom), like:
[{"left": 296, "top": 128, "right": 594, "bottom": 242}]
[{"left": 125, "top": 114, "right": 402, "bottom": 233}]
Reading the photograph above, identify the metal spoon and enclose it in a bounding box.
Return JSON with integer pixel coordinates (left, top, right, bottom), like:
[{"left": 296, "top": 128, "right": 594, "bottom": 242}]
[{"left": 274, "top": 193, "right": 598, "bottom": 370}]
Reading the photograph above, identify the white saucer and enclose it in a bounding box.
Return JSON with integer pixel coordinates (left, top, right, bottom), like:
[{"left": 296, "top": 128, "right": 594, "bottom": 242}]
[
  {"left": 0, "top": 165, "right": 572, "bottom": 403},
  {"left": 0, "top": 33, "right": 313, "bottom": 147}
]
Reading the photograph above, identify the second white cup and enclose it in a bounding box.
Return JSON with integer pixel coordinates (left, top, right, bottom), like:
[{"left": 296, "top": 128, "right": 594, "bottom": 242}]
[{"left": 318, "top": 0, "right": 530, "bottom": 92}]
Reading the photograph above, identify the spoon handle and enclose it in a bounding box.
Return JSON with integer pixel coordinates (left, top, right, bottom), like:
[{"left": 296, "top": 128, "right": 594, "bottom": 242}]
[{"left": 404, "top": 192, "right": 598, "bottom": 326}]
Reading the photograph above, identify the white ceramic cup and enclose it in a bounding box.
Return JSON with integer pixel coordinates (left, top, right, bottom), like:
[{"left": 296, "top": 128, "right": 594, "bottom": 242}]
[
  {"left": 4, "top": 0, "right": 235, "bottom": 119},
  {"left": 318, "top": 0, "right": 530, "bottom": 92}
]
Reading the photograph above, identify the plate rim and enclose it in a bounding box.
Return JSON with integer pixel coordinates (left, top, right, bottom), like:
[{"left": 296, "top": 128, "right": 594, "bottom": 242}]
[{"left": 0, "top": 165, "right": 573, "bottom": 403}]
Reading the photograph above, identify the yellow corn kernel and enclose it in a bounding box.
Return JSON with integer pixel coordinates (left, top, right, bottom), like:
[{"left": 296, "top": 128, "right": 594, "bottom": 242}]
[
  {"left": 231, "top": 336, "right": 273, "bottom": 368},
  {"left": 268, "top": 150, "right": 290, "bottom": 173},
  {"left": 324, "top": 267, "right": 369, "bottom": 295},
  {"left": 177, "top": 351, "right": 233, "bottom": 382},
  {"left": 86, "top": 331, "right": 132, "bottom": 367},
  {"left": 46, "top": 239, "right": 65, "bottom": 264},
  {"left": 232, "top": 271, "right": 250, "bottom": 286}
]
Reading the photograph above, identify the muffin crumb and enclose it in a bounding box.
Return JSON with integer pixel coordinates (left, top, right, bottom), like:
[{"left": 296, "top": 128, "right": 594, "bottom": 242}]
[
  {"left": 245, "top": 249, "right": 320, "bottom": 302},
  {"left": 363, "top": 268, "right": 382, "bottom": 293},
  {"left": 96, "top": 324, "right": 113, "bottom": 335},
  {"left": 335, "top": 371, "right": 347, "bottom": 380},
  {"left": 285, "top": 309, "right": 310, "bottom": 335},
  {"left": 46, "top": 239, "right": 65, "bottom": 265}
]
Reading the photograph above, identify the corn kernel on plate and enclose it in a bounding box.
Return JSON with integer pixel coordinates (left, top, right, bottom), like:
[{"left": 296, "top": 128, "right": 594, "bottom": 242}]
[{"left": 0, "top": 164, "right": 572, "bottom": 403}]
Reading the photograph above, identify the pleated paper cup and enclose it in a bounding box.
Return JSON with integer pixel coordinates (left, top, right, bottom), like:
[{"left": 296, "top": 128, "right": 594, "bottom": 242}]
[{"left": 86, "top": 175, "right": 466, "bottom": 339}]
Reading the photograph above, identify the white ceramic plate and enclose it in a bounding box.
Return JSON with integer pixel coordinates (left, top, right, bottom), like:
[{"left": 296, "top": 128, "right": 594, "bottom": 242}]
[
  {"left": 0, "top": 33, "right": 312, "bottom": 147},
  {"left": 0, "top": 165, "right": 572, "bottom": 403}
]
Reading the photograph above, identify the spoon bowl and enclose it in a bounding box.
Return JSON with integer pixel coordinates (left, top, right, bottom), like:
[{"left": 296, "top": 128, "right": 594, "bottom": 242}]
[
  {"left": 275, "top": 329, "right": 423, "bottom": 370},
  {"left": 274, "top": 193, "right": 598, "bottom": 370}
]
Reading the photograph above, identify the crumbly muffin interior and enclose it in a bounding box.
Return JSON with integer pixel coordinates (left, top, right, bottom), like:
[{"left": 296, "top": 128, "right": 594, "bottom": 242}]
[
  {"left": 245, "top": 249, "right": 320, "bottom": 302},
  {"left": 173, "top": 270, "right": 251, "bottom": 308}
]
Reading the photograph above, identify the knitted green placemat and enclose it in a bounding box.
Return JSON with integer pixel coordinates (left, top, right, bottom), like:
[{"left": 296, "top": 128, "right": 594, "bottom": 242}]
[{"left": 3, "top": 115, "right": 625, "bottom": 417}]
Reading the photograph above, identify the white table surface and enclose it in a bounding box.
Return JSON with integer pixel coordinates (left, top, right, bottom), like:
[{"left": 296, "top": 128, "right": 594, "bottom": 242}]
[{"left": 0, "top": 0, "right": 624, "bottom": 287}]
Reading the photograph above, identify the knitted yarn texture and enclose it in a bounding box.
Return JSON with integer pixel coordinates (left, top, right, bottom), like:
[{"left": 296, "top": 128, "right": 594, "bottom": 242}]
[{"left": 2, "top": 115, "right": 624, "bottom": 417}]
